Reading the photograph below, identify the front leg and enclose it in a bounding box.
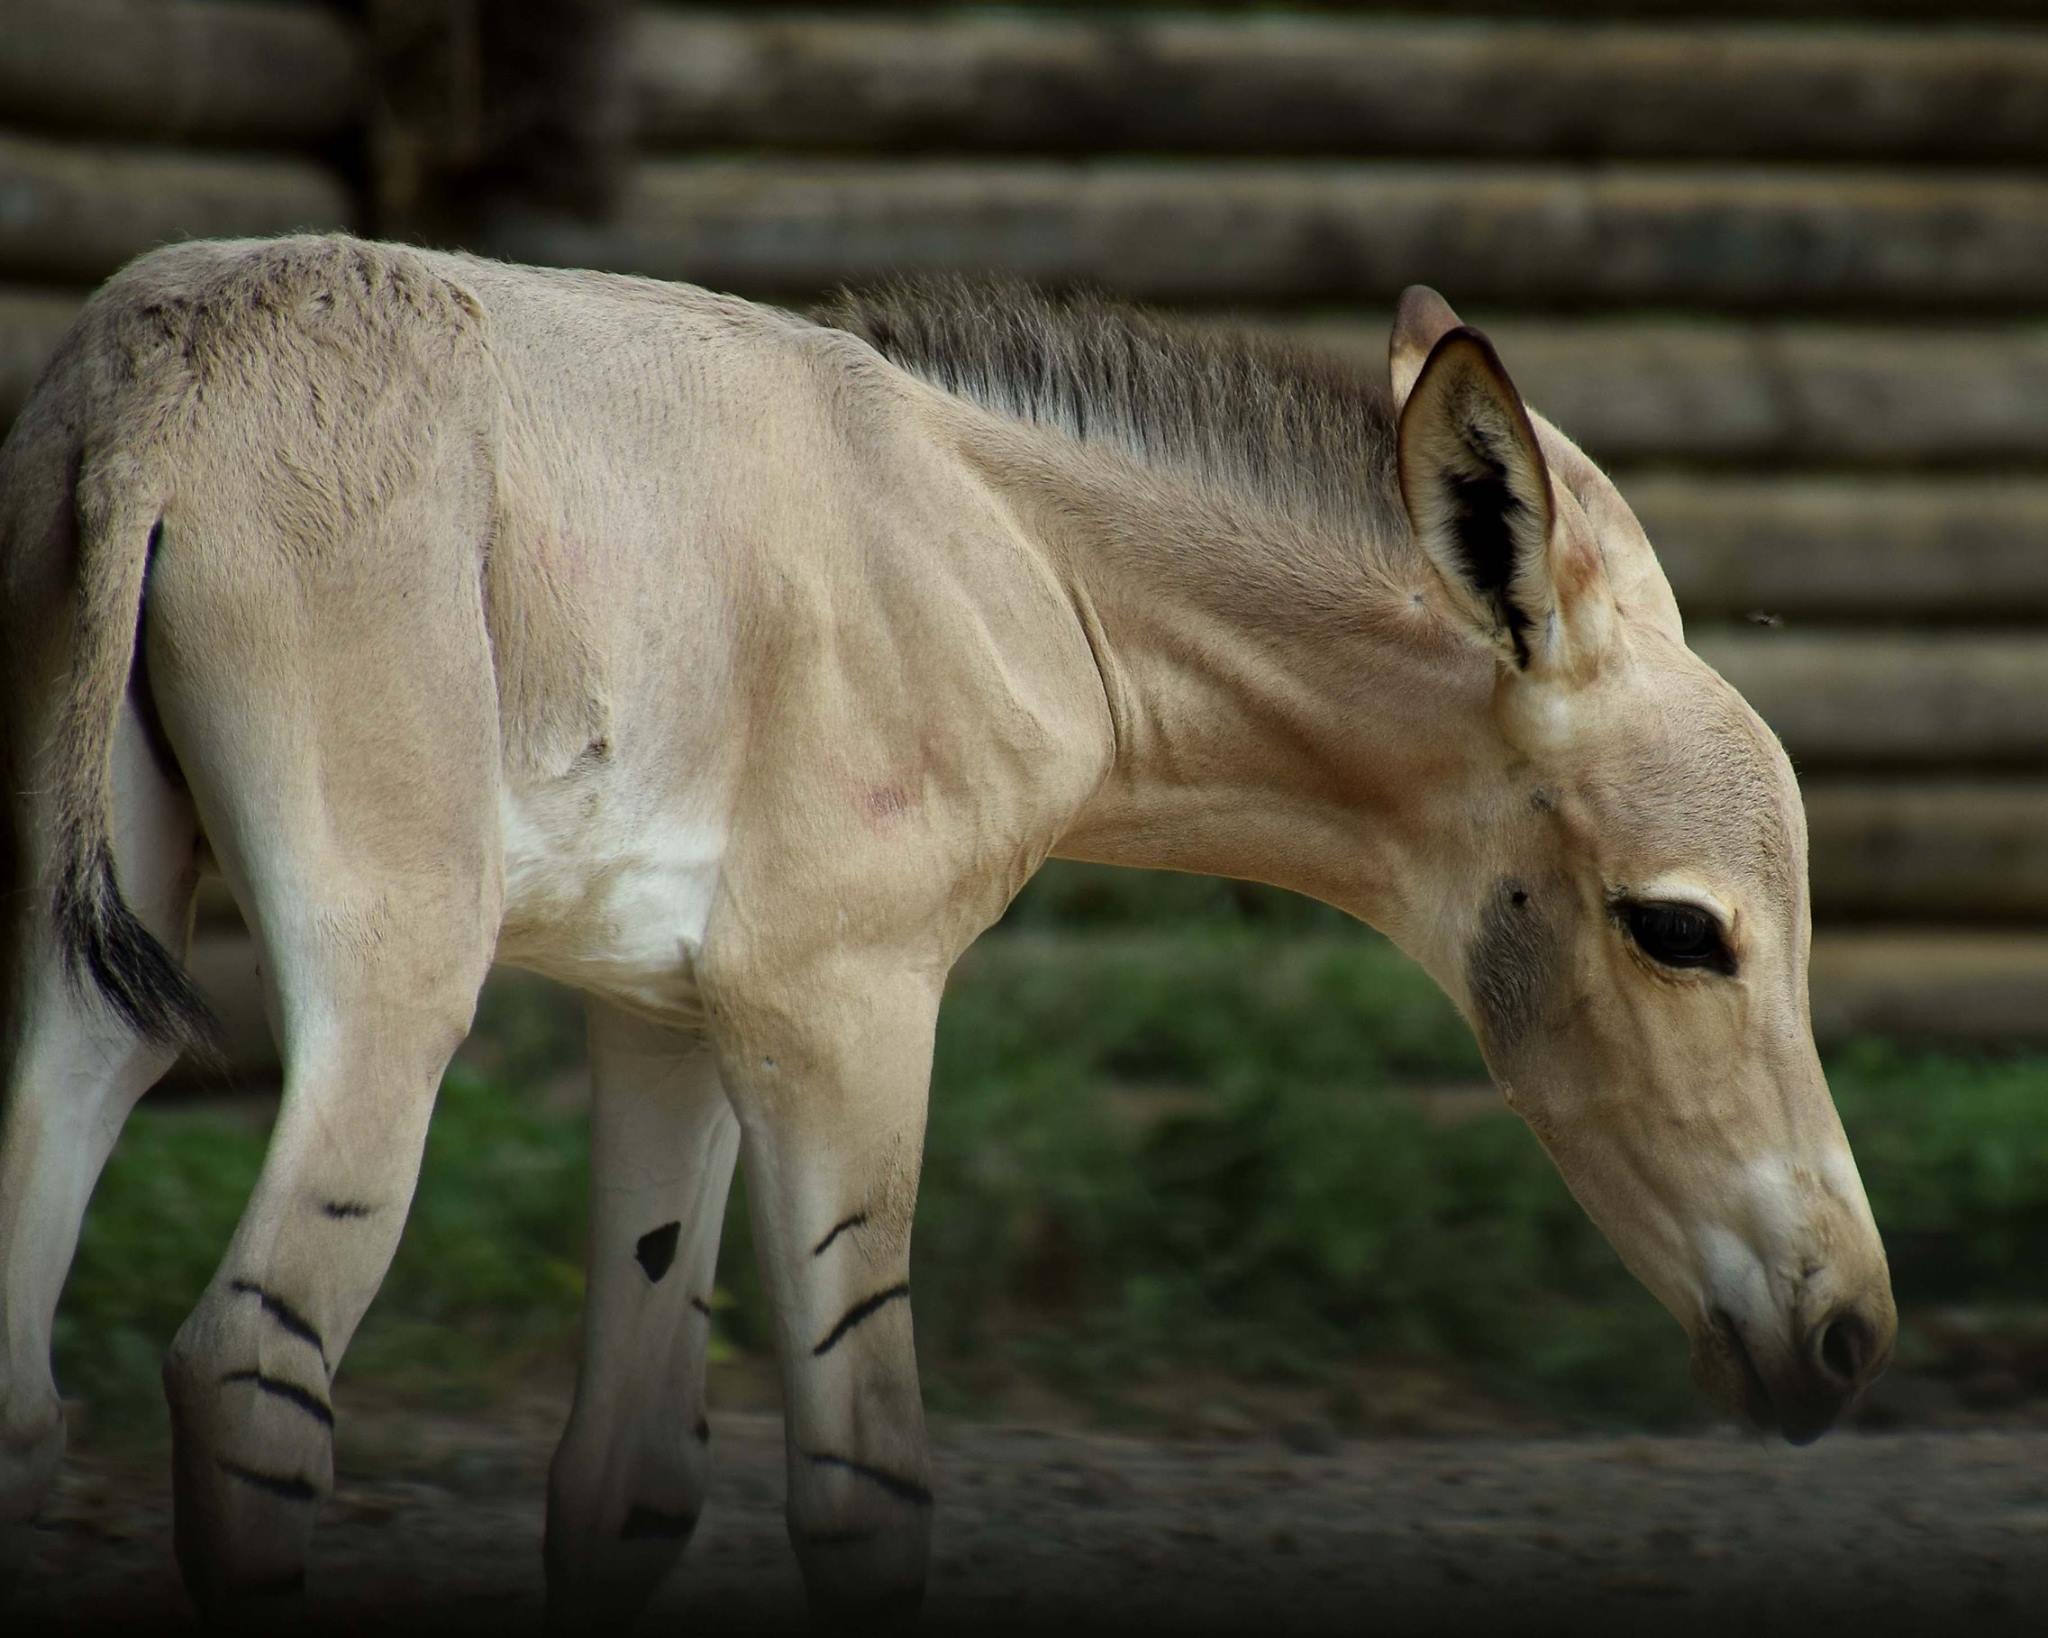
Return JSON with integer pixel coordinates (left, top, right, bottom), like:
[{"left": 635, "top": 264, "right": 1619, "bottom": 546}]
[
  {"left": 545, "top": 1001, "right": 740, "bottom": 1630},
  {"left": 715, "top": 965, "right": 941, "bottom": 1624}
]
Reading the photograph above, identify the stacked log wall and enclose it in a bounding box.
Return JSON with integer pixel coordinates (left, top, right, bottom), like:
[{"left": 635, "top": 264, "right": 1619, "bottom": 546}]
[
  {"left": 4, "top": 1, "right": 2043, "bottom": 1044},
  {"left": 0, "top": 0, "right": 361, "bottom": 422},
  {"left": 493, "top": 2, "right": 2048, "bottom": 1035}
]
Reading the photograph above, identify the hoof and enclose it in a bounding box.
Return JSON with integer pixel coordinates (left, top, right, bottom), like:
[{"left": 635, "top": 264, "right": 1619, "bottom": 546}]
[{"left": 0, "top": 1403, "right": 65, "bottom": 1602}]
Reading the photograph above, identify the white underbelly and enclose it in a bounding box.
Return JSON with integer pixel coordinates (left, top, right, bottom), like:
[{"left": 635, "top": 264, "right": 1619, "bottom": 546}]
[{"left": 494, "top": 780, "right": 725, "bottom": 1022}]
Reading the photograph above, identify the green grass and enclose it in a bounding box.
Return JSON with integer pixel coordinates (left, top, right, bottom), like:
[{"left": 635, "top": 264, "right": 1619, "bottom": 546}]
[
  {"left": 55, "top": 1066, "right": 592, "bottom": 1423},
  {"left": 47, "top": 882, "right": 2048, "bottom": 1437}
]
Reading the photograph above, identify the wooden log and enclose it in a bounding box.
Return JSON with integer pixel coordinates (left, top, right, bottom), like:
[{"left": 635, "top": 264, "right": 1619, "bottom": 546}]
[
  {"left": 26, "top": 299, "right": 2031, "bottom": 483},
  {"left": 9, "top": 302, "right": 2046, "bottom": 629},
  {"left": 190, "top": 780, "right": 2037, "bottom": 926},
  {"left": 10, "top": 297, "right": 2046, "bottom": 493},
  {"left": 1693, "top": 630, "right": 2048, "bottom": 769},
  {"left": 1810, "top": 932, "right": 2048, "bottom": 1046},
  {"left": 633, "top": 11, "right": 2048, "bottom": 165},
  {"left": 872, "top": 2, "right": 2048, "bottom": 19},
  {"left": 1806, "top": 783, "right": 2048, "bottom": 921},
  {"left": 367, "top": 0, "right": 630, "bottom": 245},
  {"left": 1299, "top": 320, "right": 2048, "bottom": 468},
  {"left": 0, "top": 0, "right": 361, "bottom": 148},
  {"left": 180, "top": 919, "right": 2048, "bottom": 1086},
  {"left": 0, "top": 287, "right": 84, "bottom": 429},
  {"left": 0, "top": 133, "right": 353, "bottom": 287},
  {"left": 23, "top": 280, "right": 2047, "bottom": 468},
  {"left": 490, "top": 159, "right": 2048, "bottom": 312},
  {"left": 187, "top": 934, "right": 2048, "bottom": 1081},
  {"left": 1629, "top": 478, "right": 2048, "bottom": 624}
]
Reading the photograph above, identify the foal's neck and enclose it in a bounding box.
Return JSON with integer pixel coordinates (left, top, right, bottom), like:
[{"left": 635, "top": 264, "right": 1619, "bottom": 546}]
[{"left": 969, "top": 422, "right": 1498, "bottom": 940}]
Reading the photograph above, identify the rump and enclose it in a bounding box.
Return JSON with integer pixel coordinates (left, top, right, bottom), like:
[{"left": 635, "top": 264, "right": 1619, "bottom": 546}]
[{"left": 0, "top": 234, "right": 508, "bottom": 1044}]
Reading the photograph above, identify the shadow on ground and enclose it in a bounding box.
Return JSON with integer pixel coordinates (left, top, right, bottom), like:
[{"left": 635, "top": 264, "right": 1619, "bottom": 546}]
[{"left": 14, "top": 1398, "right": 2047, "bottom": 1637}]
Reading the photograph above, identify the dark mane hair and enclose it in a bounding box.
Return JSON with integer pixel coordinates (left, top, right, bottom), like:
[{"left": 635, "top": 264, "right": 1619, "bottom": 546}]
[{"left": 815, "top": 278, "right": 1404, "bottom": 538}]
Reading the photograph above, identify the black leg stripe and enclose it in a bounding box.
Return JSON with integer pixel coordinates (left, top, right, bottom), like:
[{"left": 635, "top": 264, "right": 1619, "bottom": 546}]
[
  {"left": 216, "top": 1458, "right": 319, "bottom": 1502},
  {"left": 811, "top": 1212, "right": 868, "bottom": 1257},
  {"left": 321, "top": 1200, "right": 374, "bottom": 1219},
  {"left": 635, "top": 1221, "right": 681, "bottom": 1283},
  {"left": 805, "top": 1452, "right": 933, "bottom": 1508},
  {"left": 620, "top": 1503, "right": 697, "bottom": 1541},
  {"left": 812, "top": 1282, "right": 911, "bottom": 1357},
  {"left": 695, "top": 1416, "right": 711, "bottom": 1444},
  {"left": 228, "top": 1280, "right": 327, "bottom": 1367},
  {"left": 690, "top": 1295, "right": 713, "bottom": 1318},
  {"left": 220, "top": 1369, "right": 335, "bottom": 1428}
]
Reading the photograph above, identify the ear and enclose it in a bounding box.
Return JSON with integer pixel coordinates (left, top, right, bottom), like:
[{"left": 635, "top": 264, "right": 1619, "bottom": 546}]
[
  {"left": 1529, "top": 410, "right": 1686, "bottom": 646},
  {"left": 1398, "top": 324, "right": 1617, "bottom": 678},
  {"left": 1389, "top": 284, "right": 1463, "bottom": 404}
]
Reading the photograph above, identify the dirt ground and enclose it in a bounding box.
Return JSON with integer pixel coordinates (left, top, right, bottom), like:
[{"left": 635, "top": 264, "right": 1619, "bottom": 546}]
[{"left": 12, "top": 1397, "right": 2048, "bottom": 1637}]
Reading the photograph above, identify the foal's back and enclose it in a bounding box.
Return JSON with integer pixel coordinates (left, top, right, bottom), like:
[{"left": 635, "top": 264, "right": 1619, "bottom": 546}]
[{"left": 9, "top": 235, "right": 1098, "bottom": 1034}]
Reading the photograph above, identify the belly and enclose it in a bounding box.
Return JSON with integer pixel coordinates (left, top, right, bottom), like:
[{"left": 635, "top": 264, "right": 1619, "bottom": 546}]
[{"left": 494, "top": 781, "right": 725, "bottom": 1024}]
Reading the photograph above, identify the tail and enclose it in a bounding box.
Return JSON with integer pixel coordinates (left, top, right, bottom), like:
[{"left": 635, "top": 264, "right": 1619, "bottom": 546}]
[{"left": 47, "top": 451, "right": 219, "bottom": 1054}]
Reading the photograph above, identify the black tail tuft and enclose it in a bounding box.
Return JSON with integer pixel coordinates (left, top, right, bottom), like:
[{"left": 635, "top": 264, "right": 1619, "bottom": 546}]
[{"left": 55, "top": 836, "right": 221, "bottom": 1060}]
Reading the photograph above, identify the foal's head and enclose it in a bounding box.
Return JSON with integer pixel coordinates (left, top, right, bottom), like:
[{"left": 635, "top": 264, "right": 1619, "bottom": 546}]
[{"left": 1387, "top": 288, "right": 1893, "bottom": 1441}]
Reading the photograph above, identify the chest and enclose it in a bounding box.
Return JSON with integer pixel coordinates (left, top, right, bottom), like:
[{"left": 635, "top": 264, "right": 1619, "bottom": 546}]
[{"left": 494, "top": 773, "right": 726, "bottom": 1024}]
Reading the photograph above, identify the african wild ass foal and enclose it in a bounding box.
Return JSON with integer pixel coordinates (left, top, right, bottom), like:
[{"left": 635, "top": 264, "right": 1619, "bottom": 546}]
[{"left": 0, "top": 238, "right": 1893, "bottom": 1621}]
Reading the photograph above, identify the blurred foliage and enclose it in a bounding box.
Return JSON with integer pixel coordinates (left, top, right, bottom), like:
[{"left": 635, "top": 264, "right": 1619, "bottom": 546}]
[
  {"left": 56, "top": 1066, "right": 591, "bottom": 1422},
  {"left": 53, "top": 863, "right": 2048, "bottom": 1438}
]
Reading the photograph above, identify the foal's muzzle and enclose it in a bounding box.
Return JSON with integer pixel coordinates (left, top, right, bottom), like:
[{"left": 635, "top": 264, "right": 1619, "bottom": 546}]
[{"left": 1713, "top": 1297, "right": 1894, "bottom": 1445}]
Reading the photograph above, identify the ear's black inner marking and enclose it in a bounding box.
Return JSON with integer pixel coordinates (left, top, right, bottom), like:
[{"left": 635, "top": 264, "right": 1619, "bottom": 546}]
[
  {"left": 635, "top": 1221, "right": 682, "bottom": 1283},
  {"left": 1445, "top": 422, "right": 1534, "bottom": 666},
  {"left": 690, "top": 1295, "right": 713, "bottom": 1318},
  {"left": 812, "top": 1211, "right": 868, "bottom": 1257}
]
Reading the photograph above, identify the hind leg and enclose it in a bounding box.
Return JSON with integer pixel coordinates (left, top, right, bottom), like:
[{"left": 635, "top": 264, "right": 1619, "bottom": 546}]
[
  {"left": 544, "top": 1000, "right": 740, "bottom": 1630},
  {"left": 136, "top": 496, "right": 502, "bottom": 1610},
  {"left": 154, "top": 710, "right": 498, "bottom": 1609},
  {"left": 161, "top": 882, "right": 489, "bottom": 1605},
  {"left": 0, "top": 704, "right": 200, "bottom": 1575}
]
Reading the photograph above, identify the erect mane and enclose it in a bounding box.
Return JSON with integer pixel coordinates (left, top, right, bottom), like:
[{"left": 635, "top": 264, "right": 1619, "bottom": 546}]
[{"left": 815, "top": 278, "right": 1405, "bottom": 539}]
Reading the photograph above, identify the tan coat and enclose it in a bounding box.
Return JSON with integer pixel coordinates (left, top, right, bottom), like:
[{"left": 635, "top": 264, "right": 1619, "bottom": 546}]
[{"left": 0, "top": 237, "right": 1892, "bottom": 1619}]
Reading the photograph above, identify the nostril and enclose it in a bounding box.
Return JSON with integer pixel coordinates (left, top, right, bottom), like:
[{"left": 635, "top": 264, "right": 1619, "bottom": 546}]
[{"left": 1816, "top": 1311, "right": 1873, "bottom": 1388}]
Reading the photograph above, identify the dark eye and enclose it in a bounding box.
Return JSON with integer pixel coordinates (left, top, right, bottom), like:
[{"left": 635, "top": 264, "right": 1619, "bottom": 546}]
[{"left": 1621, "top": 902, "right": 1733, "bottom": 974}]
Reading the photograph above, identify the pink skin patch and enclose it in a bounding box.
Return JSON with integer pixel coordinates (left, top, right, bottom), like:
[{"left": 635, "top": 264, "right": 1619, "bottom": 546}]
[
  {"left": 861, "top": 783, "right": 915, "bottom": 823},
  {"left": 541, "top": 534, "right": 589, "bottom": 583}
]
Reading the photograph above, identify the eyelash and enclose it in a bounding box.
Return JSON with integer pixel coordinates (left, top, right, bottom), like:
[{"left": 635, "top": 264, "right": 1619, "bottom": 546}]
[{"left": 1618, "top": 900, "right": 1736, "bottom": 976}]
